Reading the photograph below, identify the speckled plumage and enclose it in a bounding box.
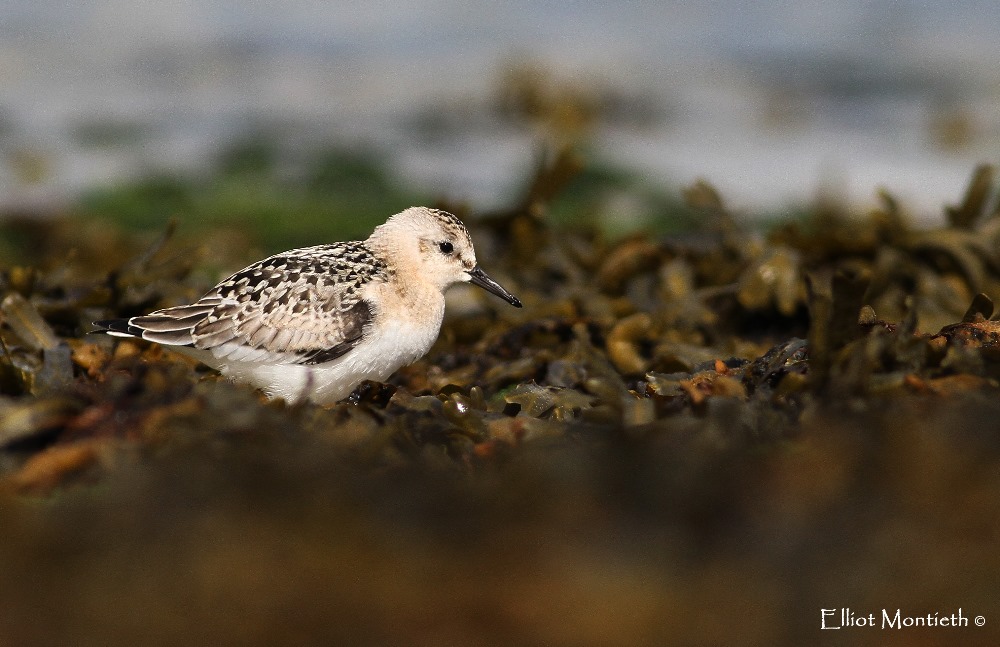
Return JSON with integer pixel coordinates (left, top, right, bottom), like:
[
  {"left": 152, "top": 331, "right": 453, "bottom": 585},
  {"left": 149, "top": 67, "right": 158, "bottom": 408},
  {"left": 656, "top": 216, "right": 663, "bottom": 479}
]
[{"left": 95, "top": 207, "right": 521, "bottom": 404}]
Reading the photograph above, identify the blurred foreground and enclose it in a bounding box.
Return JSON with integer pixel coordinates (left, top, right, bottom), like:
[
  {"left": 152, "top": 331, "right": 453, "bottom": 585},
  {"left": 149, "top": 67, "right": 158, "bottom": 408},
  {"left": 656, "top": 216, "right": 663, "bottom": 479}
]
[{"left": 1, "top": 158, "right": 999, "bottom": 645}]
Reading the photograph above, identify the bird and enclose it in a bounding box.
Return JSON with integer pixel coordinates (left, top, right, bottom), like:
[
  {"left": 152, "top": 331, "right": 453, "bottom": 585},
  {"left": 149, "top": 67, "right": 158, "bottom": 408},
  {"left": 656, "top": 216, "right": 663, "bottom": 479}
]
[{"left": 94, "top": 206, "right": 522, "bottom": 405}]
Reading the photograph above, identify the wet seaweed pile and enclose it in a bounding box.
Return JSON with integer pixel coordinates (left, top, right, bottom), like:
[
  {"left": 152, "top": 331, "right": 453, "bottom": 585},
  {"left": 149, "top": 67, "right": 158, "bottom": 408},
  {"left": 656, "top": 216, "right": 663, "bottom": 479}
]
[{"left": 1, "top": 160, "right": 1000, "bottom": 646}]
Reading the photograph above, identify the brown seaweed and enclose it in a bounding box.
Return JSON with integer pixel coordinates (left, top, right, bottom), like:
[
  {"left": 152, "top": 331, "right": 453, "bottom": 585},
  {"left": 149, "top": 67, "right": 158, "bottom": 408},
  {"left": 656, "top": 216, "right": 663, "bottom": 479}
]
[{"left": 1, "top": 161, "right": 999, "bottom": 646}]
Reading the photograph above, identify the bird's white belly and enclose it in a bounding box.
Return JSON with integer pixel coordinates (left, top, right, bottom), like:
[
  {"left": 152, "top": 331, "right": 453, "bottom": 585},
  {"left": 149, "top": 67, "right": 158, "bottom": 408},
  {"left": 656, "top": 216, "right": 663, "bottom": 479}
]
[{"left": 215, "top": 316, "right": 441, "bottom": 405}]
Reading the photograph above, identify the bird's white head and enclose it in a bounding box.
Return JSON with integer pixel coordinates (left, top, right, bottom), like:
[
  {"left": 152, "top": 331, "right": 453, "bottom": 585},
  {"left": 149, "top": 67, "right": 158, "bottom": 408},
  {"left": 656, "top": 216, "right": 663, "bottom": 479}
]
[{"left": 368, "top": 207, "right": 521, "bottom": 307}]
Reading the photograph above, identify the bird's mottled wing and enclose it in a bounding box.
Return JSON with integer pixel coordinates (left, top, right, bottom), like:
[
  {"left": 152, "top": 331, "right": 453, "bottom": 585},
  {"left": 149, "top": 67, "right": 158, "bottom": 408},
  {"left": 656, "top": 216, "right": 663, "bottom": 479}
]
[{"left": 125, "top": 243, "right": 386, "bottom": 365}]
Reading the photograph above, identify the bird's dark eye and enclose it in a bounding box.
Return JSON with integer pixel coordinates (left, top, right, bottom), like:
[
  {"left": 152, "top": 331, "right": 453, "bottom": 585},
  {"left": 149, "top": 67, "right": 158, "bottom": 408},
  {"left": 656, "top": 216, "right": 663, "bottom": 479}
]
[{"left": 438, "top": 241, "right": 454, "bottom": 255}]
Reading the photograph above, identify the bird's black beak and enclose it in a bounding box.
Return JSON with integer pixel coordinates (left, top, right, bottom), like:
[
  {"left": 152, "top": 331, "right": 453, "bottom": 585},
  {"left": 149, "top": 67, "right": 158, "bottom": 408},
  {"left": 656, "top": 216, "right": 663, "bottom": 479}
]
[{"left": 467, "top": 266, "right": 522, "bottom": 307}]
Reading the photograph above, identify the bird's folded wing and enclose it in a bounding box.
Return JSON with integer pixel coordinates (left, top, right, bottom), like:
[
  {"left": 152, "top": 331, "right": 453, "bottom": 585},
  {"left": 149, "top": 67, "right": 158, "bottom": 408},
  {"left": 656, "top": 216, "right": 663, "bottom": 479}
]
[{"left": 131, "top": 289, "right": 372, "bottom": 366}]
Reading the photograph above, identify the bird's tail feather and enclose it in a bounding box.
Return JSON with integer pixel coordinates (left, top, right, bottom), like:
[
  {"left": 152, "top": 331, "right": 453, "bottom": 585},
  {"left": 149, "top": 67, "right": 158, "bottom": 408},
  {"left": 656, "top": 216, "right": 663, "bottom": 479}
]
[{"left": 92, "top": 318, "right": 143, "bottom": 338}]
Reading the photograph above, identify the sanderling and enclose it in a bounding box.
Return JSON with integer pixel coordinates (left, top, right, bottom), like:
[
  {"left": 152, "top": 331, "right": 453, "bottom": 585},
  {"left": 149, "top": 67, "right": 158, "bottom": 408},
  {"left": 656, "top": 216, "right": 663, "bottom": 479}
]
[{"left": 94, "top": 206, "right": 521, "bottom": 404}]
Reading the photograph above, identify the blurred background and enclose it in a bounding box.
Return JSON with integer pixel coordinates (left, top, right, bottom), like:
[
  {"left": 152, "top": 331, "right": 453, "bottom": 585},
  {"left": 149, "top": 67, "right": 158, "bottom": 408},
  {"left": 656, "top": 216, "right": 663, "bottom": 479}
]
[
  {"left": 4, "top": 5, "right": 1000, "bottom": 646},
  {"left": 2, "top": 0, "right": 999, "bottom": 228}
]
